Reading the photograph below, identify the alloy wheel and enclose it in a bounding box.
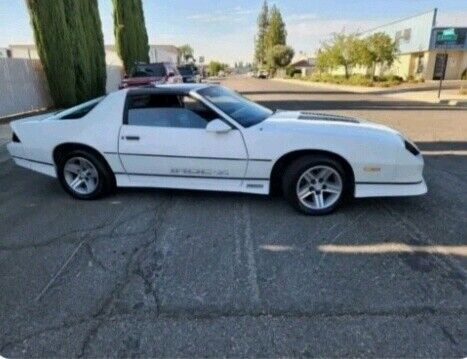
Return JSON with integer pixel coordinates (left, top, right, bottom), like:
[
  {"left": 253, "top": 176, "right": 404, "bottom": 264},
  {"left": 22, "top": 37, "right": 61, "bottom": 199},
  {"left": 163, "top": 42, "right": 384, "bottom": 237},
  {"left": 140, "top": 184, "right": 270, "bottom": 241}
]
[
  {"left": 296, "top": 165, "right": 343, "bottom": 210},
  {"left": 63, "top": 157, "right": 99, "bottom": 195}
]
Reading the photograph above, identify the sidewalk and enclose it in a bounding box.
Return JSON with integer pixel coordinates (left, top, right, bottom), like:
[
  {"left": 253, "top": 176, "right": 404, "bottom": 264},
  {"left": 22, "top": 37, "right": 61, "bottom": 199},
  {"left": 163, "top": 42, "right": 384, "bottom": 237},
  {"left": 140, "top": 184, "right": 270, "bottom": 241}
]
[
  {"left": 382, "top": 88, "right": 467, "bottom": 106},
  {"left": 272, "top": 78, "right": 383, "bottom": 93},
  {"left": 272, "top": 78, "right": 467, "bottom": 106}
]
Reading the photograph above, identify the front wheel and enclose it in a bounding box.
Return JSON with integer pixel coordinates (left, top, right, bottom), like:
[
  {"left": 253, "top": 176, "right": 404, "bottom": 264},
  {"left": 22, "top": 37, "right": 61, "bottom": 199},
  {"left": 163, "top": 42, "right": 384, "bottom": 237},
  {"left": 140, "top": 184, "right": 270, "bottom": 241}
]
[{"left": 282, "top": 156, "right": 348, "bottom": 215}]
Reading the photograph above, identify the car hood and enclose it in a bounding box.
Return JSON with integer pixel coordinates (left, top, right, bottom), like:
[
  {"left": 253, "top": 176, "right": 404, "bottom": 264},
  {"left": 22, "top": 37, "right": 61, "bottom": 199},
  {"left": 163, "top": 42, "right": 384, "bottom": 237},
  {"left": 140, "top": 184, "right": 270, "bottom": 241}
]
[{"left": 262, "top": 110, "right": 400, "bottom": 136}]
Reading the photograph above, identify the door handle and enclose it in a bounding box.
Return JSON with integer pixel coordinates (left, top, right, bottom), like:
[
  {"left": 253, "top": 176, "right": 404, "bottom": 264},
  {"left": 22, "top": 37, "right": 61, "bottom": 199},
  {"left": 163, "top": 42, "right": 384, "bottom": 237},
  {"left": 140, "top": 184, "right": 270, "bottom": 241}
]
[{"left": 125, "top": 136, "right": 140, "bottom": 141}]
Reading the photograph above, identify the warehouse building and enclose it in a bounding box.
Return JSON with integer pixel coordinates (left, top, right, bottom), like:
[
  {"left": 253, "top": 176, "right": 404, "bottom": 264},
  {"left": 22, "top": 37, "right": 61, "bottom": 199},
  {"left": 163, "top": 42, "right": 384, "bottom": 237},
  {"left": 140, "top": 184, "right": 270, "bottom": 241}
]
[{"left": 359, "top": 9, "right": 467, "bottom": 80}]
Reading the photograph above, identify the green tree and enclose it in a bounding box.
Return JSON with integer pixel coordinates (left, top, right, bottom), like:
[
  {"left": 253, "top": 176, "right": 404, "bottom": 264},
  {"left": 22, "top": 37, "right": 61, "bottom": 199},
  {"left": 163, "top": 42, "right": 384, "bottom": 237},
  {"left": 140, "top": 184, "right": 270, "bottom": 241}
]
[
  {"left": 266, "top": 5, "right": 287, "bottom": 50},
  {"left": 207, "top": 61, "right": 227, "bottom": 76},
  {"left": 82, "top": 0, "right": 107, "bottom": 98},
  {"left": 364, "top": 32, "right": 398, "bottom": 77},
  {"left": 317, "top": 33, "right": 361, "bottom": 78},
  {"left": 254, "top": 0, "right": 269, "bottom": 66},
  {"left": 112, "top": 0, "right": 149, "bottom": 73},
  {"left": 63, "top": 0, "right": 90, "bottom": 103},
  {"left": 179, "top": 44, "right": 194, "bottom": 63},
  {"left": 63, "top": 0, "right": 106, "bottom": 102},
  {"left": 267, "top": 44, "right": 294, "bottom": 72},
  {"left": 25, "top": 0, "right": 77, "bottom": 107}
]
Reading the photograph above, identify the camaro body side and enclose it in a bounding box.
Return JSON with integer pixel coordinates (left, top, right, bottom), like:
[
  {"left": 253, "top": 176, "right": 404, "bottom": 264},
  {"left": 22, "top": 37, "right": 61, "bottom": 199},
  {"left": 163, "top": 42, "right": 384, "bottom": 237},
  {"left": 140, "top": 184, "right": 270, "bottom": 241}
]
[{"left": 7, "top": 88, "right": 426, "bottom": 198}]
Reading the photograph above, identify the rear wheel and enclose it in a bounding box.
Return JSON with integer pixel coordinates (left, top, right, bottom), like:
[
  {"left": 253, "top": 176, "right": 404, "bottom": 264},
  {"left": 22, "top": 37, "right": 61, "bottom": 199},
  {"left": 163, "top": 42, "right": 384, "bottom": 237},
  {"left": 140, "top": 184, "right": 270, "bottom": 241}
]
[
  {"left": 282, "top": 155, "right": 347, "bottom": 215},
  {"left": 57, "top": 150, "right": 112, "bottom": 200}
]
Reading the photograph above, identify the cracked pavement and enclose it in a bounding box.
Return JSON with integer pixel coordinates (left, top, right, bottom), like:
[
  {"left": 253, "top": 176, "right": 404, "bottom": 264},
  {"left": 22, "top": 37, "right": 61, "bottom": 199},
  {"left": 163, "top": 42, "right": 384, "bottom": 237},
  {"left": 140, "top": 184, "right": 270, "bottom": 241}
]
[{"left": 0, "top": 78, "right": 466, "bottom": 357}]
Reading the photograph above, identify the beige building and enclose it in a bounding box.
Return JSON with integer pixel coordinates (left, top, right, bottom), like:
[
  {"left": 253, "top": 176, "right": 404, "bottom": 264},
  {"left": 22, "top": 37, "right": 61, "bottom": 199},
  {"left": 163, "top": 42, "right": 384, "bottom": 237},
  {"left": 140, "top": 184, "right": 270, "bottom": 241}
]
[
  {"left": 329, "top": 10, "right": 467, "bottom": 80},
  {"left": 104, "top": 44, "right": 180, "bottom": 67},
  {"left": 9, "top": 44, "right": 39, "bottom": 60}
]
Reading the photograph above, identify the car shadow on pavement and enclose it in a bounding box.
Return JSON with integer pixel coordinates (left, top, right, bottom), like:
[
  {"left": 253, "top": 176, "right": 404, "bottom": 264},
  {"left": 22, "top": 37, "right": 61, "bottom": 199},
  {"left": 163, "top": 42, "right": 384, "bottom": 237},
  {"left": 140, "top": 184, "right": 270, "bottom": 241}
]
[{"left": 416, "top": 141, "right": 467, "bottom": 151}]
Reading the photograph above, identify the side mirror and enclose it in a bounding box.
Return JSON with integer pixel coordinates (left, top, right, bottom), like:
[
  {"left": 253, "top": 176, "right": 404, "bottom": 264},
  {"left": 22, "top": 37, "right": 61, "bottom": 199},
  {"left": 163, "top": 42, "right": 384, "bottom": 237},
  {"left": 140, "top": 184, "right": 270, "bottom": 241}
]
[{"left": 206, "top": 119, "right": 231, "bottom": 133}]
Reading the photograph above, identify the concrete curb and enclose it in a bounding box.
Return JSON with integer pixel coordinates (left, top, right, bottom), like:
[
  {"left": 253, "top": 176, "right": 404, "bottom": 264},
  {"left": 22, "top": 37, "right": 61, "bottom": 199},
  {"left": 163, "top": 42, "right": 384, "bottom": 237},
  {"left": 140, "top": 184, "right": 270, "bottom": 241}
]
[
  {"left": 380, "top": 95, "right": 467, "bottom": 107},
  {"left": 439, "top": 99, "right": 467, "bottom": 107}
]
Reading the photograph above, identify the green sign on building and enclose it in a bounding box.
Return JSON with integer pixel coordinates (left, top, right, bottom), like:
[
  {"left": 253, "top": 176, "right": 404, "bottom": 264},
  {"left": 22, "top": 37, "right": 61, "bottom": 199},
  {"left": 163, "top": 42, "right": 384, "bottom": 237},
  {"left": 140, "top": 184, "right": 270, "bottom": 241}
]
[{"left": 437, "top": 28, "right": 458, "bottom": 43}]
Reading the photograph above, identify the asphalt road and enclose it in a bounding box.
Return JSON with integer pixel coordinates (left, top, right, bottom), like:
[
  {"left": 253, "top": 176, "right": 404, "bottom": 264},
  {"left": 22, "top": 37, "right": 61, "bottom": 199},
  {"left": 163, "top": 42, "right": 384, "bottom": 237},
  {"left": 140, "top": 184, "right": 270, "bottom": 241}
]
[{"left": 0, "top": 78, "right": 466, "bottom": 358}]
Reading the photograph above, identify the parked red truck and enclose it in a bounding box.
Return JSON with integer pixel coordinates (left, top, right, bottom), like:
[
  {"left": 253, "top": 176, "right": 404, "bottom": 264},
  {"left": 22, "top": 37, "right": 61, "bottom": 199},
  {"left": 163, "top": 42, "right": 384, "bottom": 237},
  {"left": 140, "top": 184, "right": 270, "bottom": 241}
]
[{"left": 119, "top": 63, "right": 183, "bottom": 89}]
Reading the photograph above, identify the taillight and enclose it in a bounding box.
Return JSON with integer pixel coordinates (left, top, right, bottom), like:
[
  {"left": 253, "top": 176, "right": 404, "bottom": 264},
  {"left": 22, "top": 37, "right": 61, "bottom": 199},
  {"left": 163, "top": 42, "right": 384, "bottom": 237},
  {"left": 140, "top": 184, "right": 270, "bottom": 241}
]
[{"left": 12, "top": 132, "right": 20, "bottom": 143}]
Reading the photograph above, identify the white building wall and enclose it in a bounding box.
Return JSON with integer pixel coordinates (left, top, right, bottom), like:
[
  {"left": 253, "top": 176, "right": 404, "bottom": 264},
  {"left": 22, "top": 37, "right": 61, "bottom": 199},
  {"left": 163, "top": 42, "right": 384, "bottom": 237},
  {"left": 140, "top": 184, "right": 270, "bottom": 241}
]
[
  {"left": 9, "top": 46, "right": 40, "bottom": 60},
  {"left": 106, "top": 65, "right": 123, "bottom": 93},
  {"left": 0, "top": 48, "right": 9, "bottom": 58},
  {"left": 149, "top": 46, "right": 179, "bottom": 64}
]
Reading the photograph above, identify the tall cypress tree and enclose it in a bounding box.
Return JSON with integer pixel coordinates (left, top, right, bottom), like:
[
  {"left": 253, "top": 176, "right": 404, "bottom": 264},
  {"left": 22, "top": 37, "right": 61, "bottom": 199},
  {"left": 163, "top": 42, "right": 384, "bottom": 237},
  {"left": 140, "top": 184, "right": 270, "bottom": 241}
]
[
  {"left": 26, "top": 0, "right": 106, "bottom": 107},
  {"left": 82, "top": 0, "right": 107, "bottom": 98},
  {"left": 266, "top": 5, "right": 287, "bottom": 49},
  {"left": 25, "top": 0, "right": 77, "bottom": 107},
  {"left": 63, "top": 0, "right": 91, "bottom": 103},
  {"left": 254, "top": 0, "right": 269, "bottom": 66},
  {"left": 112, "top": 0, "right": 150, "bottom": 73}
]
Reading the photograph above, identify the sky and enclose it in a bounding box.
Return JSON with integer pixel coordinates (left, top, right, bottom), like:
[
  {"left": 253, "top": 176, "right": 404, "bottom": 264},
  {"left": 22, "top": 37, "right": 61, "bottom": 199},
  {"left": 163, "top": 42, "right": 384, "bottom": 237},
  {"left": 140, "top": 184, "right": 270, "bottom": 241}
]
[{"left": 0, "top": 0, "right": 466, "bottom": 65}]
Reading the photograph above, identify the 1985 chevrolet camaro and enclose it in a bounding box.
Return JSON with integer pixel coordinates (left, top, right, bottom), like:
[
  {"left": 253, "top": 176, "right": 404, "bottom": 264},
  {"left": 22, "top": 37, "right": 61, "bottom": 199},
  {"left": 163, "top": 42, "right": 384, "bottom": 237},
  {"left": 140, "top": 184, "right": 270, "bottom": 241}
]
[{"left": 7, "top": 84, "right": 427, "bottom": 215}]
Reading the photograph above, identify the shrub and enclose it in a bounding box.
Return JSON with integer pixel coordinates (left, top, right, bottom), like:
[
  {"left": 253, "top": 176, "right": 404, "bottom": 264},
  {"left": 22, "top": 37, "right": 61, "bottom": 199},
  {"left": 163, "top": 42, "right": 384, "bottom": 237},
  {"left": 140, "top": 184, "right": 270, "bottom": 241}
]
[
  {"left": 285, "top": 65, "right": 298, "bottom": 78},
  {"left": 299, "top": 72, "right": 404, "bottom": 87}
]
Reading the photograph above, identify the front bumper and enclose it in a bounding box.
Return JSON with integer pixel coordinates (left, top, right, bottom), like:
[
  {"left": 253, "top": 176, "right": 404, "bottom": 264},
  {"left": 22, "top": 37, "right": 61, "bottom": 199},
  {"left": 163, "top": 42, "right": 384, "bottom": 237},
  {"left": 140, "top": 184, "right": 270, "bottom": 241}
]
[{"left": 355, "top": 179, "right": 427, "bottom": 198}]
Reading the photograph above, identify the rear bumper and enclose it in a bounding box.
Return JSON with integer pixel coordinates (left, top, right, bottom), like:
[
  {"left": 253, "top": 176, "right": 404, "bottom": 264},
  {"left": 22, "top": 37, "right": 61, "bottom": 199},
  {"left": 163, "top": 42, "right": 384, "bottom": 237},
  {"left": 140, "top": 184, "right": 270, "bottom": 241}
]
[
  {"left": 7, "top": 142, "right": 56, "bottom": 178},
  {"left": 355, "top": 180, "right": 427, "bottom": 198}
]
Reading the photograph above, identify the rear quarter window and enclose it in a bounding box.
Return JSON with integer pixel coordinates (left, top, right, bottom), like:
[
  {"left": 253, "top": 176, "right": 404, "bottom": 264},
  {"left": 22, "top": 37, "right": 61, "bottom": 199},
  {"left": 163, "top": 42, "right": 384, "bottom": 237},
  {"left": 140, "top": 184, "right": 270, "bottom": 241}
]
[{"left": 59, "top": 100, "right": 102, "bottom": 120}]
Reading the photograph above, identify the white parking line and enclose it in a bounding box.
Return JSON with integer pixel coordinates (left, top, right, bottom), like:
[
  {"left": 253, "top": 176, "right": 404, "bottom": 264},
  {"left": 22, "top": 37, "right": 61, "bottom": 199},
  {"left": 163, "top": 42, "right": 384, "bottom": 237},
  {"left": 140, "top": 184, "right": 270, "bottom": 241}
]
[{"left": 421, "top": 150, "right": 467, "bottom": 156}]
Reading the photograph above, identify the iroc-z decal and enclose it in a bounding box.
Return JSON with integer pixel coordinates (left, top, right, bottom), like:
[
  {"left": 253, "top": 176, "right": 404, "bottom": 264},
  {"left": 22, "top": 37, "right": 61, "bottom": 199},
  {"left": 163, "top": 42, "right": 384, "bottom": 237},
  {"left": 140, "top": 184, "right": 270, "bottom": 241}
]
[{"left": 170, "top": 168, "right": 229, "bottom": 177}]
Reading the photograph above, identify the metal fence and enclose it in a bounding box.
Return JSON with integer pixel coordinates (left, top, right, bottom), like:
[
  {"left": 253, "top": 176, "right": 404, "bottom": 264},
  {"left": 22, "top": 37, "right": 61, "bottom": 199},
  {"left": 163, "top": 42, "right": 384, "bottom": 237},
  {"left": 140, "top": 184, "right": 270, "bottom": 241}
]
[
  {"left": 0, "top": 58, "right": 52, "bottom": 118},
  {"left": 0, "top": 58, "right": 123, "bottom": 118}
]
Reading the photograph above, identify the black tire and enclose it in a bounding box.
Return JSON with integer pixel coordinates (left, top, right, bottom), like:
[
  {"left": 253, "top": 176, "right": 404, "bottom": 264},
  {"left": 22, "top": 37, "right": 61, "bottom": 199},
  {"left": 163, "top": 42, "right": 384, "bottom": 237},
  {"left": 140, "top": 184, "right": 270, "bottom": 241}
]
[
  {"left": 57, "top": 150, "right": 113, "bottom": 200},
  {"left": 282, "top": 155, "right": 348, "bottom": 215}
]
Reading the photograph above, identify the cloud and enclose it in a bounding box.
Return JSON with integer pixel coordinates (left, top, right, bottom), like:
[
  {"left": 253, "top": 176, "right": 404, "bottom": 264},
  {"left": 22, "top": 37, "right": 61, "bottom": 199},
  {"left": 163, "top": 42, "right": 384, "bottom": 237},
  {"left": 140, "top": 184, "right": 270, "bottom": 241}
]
[
  {"left": 187, "top": 6, "right": 255, "bottom": 23},
  {"left": 285, "top": 16, "right": 387, "bottom": 54},
  {"left": 286, "top": 13, "right": 319, "bottom": 21}
]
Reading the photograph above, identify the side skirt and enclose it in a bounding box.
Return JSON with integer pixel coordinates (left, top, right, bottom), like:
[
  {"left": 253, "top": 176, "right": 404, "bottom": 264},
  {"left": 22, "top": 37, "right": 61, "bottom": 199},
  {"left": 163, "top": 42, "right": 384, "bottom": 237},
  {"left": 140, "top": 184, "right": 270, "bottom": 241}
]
[{"left": 115, "top": 173, "right": 270, "bottom": 195}]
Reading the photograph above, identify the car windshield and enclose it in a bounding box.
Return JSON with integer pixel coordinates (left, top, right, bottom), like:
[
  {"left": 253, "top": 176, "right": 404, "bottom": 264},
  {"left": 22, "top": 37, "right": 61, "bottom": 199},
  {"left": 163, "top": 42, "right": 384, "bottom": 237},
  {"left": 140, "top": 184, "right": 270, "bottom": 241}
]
[
  {"left": 198, "top": 86, "right": 273, "bottom": 127},
  {"left": 131, "top": 64, "right": 166, "bottom": 77},
  {"left": 178, "top": 67, "right": 194, "bottom": 76}
]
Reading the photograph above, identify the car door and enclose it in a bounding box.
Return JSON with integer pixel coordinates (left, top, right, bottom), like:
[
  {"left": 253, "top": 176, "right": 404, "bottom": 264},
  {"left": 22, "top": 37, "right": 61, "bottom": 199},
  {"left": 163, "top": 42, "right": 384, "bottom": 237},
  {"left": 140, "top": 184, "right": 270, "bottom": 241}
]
[{"left": 118, "top": 92, "right": 248, "bottom": 191}]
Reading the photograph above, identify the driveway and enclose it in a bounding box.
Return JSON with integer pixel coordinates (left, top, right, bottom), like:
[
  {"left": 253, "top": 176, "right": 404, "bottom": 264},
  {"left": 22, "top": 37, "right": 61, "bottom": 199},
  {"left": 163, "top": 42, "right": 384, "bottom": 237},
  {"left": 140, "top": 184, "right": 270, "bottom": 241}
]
[{"left": 0, "top": 78, "right": 466, "bottom": 357}]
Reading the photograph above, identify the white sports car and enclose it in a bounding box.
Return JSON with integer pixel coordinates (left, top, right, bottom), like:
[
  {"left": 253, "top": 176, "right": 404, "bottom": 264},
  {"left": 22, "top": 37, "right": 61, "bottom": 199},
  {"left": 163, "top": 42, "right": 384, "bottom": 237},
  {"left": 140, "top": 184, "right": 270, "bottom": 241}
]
[{"left": 7, "top": 84, "right": 427, "bottom": 215}]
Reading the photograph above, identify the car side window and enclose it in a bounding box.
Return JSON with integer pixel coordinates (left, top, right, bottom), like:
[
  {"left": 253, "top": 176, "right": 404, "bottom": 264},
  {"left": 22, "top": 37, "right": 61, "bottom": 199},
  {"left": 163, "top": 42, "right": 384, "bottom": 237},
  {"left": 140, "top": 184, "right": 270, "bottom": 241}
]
[
  {"left": 59, "top": 99, "right": 102, "bottom": 120},
  {"left": 127, "top": 94, "right": 218, "bottom": 129}
]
